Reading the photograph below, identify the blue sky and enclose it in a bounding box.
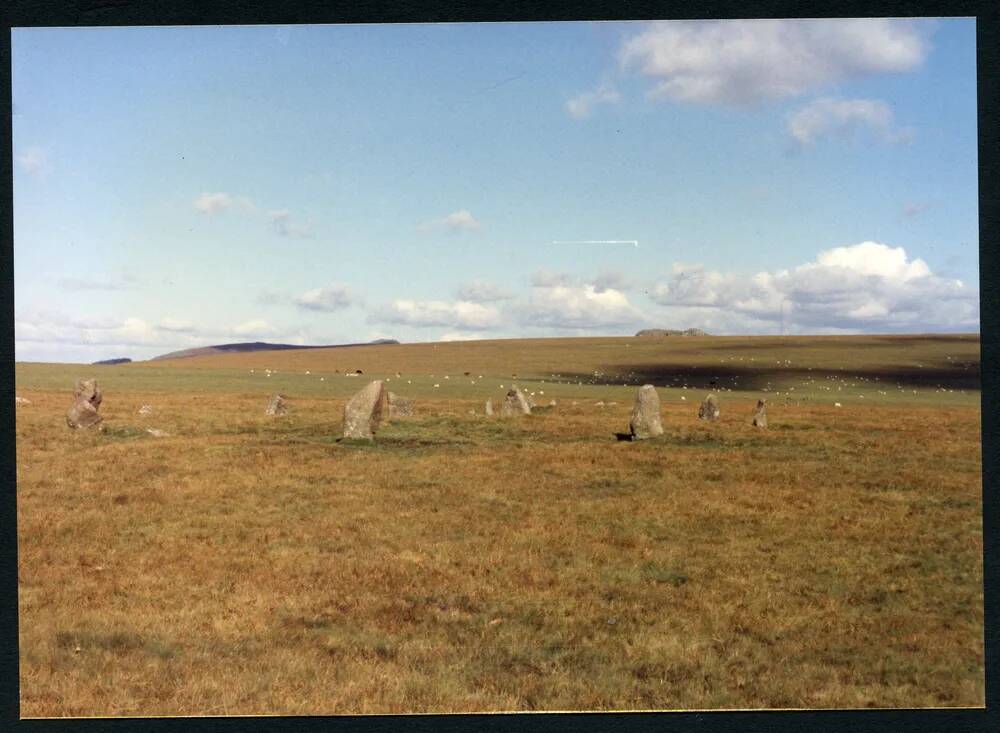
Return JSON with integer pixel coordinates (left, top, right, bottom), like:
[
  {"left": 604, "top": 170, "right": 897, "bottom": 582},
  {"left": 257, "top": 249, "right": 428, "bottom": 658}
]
[{"left": 13, "top": 19, "right": 979, "bottom": 362}]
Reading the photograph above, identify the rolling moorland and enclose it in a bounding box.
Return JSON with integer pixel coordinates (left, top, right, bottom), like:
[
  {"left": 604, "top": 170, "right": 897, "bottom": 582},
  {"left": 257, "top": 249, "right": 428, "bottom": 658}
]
[{"left": 14, "top": 334, "right": 983, "bottom": 714}]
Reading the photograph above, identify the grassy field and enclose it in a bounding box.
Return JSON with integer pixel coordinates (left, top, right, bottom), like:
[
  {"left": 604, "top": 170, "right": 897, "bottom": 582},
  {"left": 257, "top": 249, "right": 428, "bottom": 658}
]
[{"left": 15, "top": 334, "right": 983, "bottom": 715}]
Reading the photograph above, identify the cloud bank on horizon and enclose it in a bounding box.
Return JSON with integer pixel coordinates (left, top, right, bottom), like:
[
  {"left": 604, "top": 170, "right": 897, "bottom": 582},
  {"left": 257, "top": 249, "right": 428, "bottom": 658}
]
[{"left": 12, "top": 18, "right": 979, "bottom": 362}]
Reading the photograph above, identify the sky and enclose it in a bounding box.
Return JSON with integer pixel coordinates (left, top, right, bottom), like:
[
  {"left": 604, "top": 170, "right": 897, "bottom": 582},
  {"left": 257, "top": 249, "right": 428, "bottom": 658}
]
[{"left": 12, "top": 18, "right": 980, "bottom": 363}]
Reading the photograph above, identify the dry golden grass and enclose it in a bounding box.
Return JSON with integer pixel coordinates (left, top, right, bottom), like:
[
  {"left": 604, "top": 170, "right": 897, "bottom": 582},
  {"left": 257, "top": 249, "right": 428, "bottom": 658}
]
[{"left": 15, "top": 336, "right": 983, "bottom": 715}]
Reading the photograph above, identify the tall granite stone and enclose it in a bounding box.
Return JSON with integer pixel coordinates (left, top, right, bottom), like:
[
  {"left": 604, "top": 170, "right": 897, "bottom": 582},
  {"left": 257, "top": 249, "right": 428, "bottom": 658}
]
[
  {"left": 629, "top": 384, "right": 664, "bottom": 439},
  {"left": 343, "top": 380, "right": 387, "bottom": 440}
]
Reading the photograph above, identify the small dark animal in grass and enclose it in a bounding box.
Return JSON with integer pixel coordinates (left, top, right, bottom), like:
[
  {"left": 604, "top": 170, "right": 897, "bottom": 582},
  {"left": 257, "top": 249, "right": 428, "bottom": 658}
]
[
  {"left": 66, "top": 379, "right": 103, "bottom": 429},
  {"left": 355, "top": 369, "right": 363, "bottom": 375},
  {"left": 751, "top": 399, "right": 767, "bottom": 428}
]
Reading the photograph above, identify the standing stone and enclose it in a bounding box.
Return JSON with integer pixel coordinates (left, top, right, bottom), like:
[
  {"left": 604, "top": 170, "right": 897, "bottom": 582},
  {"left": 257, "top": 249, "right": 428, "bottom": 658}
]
[
  {"left": 266, "top": 394, "right": 288, "bottom": 416},
  {"left": 485, "top": 398, "right": 494, "bottom": 416},
  {"left": 66, "top": 378, "right": 103, "bottom": 429},
  {"left": 387, "top": 391, "right": 413, "bottom": 419},
  {"left": 629, "top": 384, "right": 664, "bottom": 439},
  {"left": 501, "top": 386, "right": 532, "bottom": 416},
  {"left": 698, "top": 394, "right": 720, "bottom": 422},
  {"left": 751, "top": 399, "right": 767, "bottom": 428},
  {"left": 343, "top": 380, "right": 387, "bottom": 440}
]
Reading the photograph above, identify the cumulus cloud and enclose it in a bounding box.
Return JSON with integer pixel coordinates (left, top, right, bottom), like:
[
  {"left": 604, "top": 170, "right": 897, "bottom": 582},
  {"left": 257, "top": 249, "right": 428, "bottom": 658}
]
[
  {"left": 592, "top": 270, "right": 635, "bottom": 293},
  {"left": 295, "top": 284, "right": 356, "bottom": 312},
  {"left": 567, "top": 84, "right": 622, "bottom": 118},
  {"left": 418, "top": 209, "right": 481, "bottom": 233},
  {"left": 517, "top": 279, "right": 646, "bottom": 331},
  {"left": 16, "top": 147, "right": 51, "bottom": 178},
  {"left": 788, "top": 97, "right": 912, "bottom": 145},
  {"left": 455, "top": 280, "right": 514, "bottom": 302},
  {"left": 648, "top": 241, "right": 978, "bottom": 332},
  {"left": 372, "top": 300, "right": 502, "bottom": 329},
  {"left": 619, "top": 19, "right": 929, "bottom": 106}
]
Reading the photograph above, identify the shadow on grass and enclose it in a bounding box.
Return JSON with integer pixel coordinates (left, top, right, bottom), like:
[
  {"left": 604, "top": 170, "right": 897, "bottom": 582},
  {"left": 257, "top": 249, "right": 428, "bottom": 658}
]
[{"left": 560, "top": 361, "right": 981, "bottom": 392}]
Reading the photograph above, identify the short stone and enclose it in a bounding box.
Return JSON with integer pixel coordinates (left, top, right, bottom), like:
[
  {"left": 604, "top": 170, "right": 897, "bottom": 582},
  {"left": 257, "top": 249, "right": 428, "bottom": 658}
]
[{"left": 698, "top": 394, "right": 720, "bottom": 421}]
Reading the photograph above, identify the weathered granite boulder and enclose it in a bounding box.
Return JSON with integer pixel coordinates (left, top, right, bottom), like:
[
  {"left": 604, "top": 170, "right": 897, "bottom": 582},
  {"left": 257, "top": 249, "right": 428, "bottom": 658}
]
[
  {"left": 66, "top": 379, "right": 103, "bottom": 429},
  {"left": 485, "top": 398, "right": 494, "bottom": 416},
  {"left": 751, "top": 399, "right": 767, "bottom": 428},
  {"left": 698, "top": 394, "right": 720, "bottom": 422},
  {"left": 387, "top": 391, "right": 413, "bottom": 419},
  {"left": 629, "top": 384, "right": 664, "bottom": 439},
  {"left": 343, "top": 380, "right": 387, "bottom": 439},
  {"left": 266, "top": 394, "right": 288, "bottom": 416},
  {"left": 500, "top": 386, "right": 531, "bottom": 416}
]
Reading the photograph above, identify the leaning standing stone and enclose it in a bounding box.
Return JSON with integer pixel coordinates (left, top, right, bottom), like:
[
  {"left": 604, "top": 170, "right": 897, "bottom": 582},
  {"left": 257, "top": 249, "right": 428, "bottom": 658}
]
[
  {"left": 66, "top": 378, "right": 103, "bottom": 429},
  {"left": 266, "top": 394, "right": 288, "bottom": 416},
  {"left": 484, "top": 398, "right": 494, "bottom": 416},
  {"left": 343, "top": 380, "right": 387, "bottom": 440},
  {"left": 501, "top": 386, "right": 532, "bottom": 416},
  {"left": 387, "top": 391, "right": 413, "bottom": 419},
  {"left": 751, "top": 399, "right": 767, "bottom": 428},
  {"left": 629, "top": 384, "right": 664, "bottom": 439},
  {"left": 698, "top": 393, "right": 720, "bottom": 421}
]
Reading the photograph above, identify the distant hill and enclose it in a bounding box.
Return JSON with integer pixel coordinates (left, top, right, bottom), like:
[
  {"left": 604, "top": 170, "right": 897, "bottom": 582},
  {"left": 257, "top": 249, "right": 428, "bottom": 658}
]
[
  {"left": 151, "top": 339, "right": 399, "bottom": 361},
  {"left": 92, "top": 357, "right": 133, "bottom": 365},
  {"left": 635, "top": 328, "right": 710, "bottom": 337}
]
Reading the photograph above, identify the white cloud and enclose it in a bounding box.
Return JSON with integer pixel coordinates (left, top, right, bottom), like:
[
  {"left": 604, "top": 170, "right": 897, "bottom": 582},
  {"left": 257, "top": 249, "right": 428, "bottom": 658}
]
[
  {"left": 268, "top": 209, "right": 314, "bottom": 238},
  {"left": 418, "top": 209, "right": 481, "bottom": 233},
  {"left": 295, "top": 284, "right": 356, "bottom": 312},
  {"left": 788, "top": 97, "right": 912, "bottom": 145},
  {"left": 17, "top": 147, "right": 51, "bottom": 178},
  {"left": 455, "top": 280, "right": 514, "bottom": 302},
  {"left": 193, "top": 192, "right": 234, "bottom": 214},
  {"left": 648, "top": 241, "right": 978, "bottom": 332},
  {"left": 231, "top": 319, "right": 278, "bottom": 337},
  {"left": 14, "top": 309, "right": 340, "bottom": 362},
  {"left": 619, "top": 19, "right": 929, "bottom": 106},
  {"left": 373, "top": 299, "right": 502, "bottom": 329},
  {"left": 518, "top": 283, "right": 646, "bottom": 330},
  {"left": 530, "top": 270, "right": 574, "bottom": 288},
  {"left": 592, "top": 270, "right": 635, "bottom": 293},
  {"left": 438, "top": 331, "right": 490, "bottom": 342},
  {"left": 58, "top": 273, "right": 136, "bottom": 291},
  {"left": 157, "top": 317, "right": 196, "bottom": 333},
  {"left": 902, "top": 202, "right": 931, "bottom": 218},
  {"left": 567, "top": 84, "right": 621, "bottom": 119}
]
